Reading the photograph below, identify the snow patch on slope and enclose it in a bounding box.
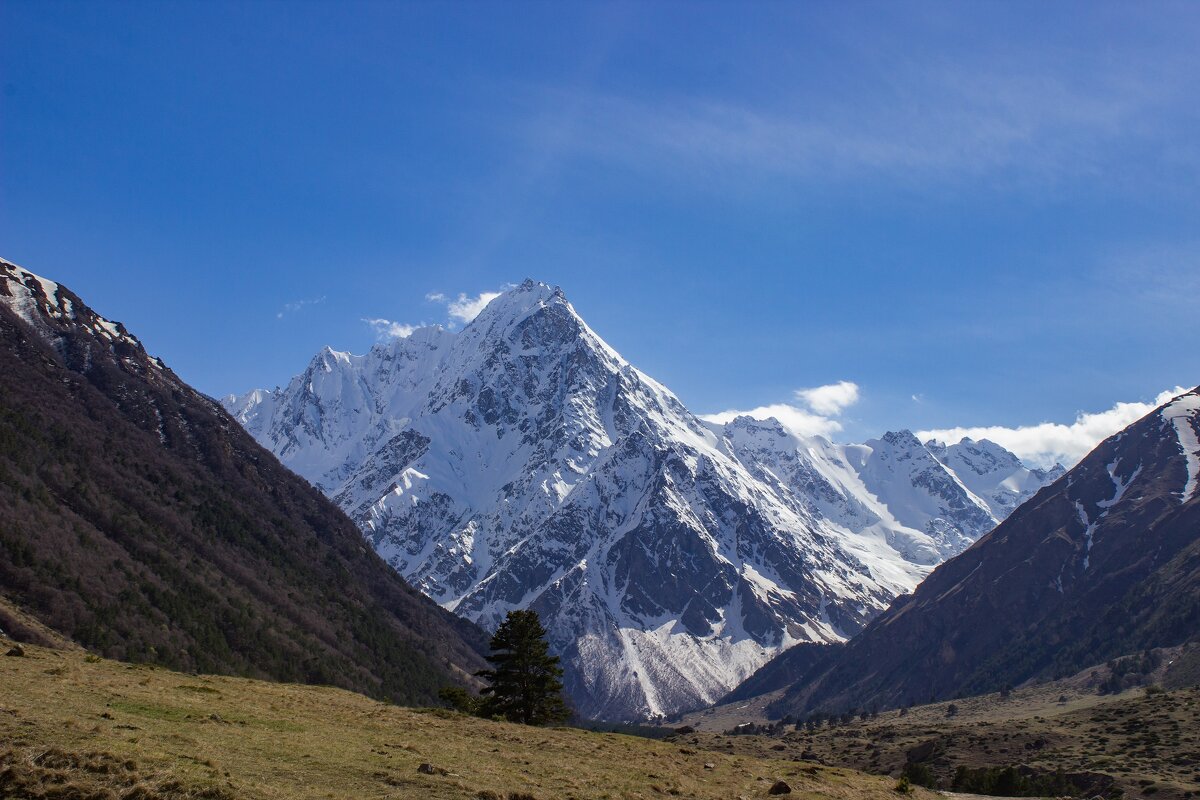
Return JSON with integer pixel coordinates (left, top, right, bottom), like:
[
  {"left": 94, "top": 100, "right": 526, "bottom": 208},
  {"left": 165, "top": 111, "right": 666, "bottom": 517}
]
[
  {"left": 1, "top": 258, "right": 155, "bottom": 361},
  {"left": 1162, "top": 393, "right": 1200, "bottom": 503}
]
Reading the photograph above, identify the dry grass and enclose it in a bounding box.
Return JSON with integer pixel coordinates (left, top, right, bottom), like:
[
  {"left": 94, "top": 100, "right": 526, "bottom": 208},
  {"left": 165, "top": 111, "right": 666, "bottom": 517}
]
[
  {"left": 675, "top": 676, "right": 1200, "bottom": 799},
  {"left": 0, "top": 643, "right": 935, "bottom": 800},
  {"left": 0, "top": 594, "right": 85, "bottom": 654}
]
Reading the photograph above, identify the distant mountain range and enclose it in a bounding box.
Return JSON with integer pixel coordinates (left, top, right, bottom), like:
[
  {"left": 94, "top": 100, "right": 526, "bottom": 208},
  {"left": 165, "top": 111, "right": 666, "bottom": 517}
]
[
  {"left": 226, "top": 280, "right": 1060, "bottom": 720},
  {"left": 760, "top": 384, "right": 1200, "bottom": 718},
  {"left": 0, "top": 258, "right": 487, "bottom": 705}
]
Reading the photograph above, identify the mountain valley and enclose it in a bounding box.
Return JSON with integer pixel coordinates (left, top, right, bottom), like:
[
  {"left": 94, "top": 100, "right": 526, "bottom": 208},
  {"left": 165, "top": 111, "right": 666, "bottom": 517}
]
[
  {"left": 675, "top": 645, "right": 1200, "bottom": 800},
  {"left": 1, "top": 259, "right": 1196, "bottom": 800}
]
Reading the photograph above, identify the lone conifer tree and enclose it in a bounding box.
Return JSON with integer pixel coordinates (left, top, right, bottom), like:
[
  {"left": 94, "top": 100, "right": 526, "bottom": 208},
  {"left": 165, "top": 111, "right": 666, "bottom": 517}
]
[{"left": 476, "top": 609, "right": 569, "bottom": 725}]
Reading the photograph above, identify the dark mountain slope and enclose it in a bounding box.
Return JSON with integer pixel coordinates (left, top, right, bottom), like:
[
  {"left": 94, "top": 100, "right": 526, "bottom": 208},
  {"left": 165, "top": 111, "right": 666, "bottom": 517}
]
[
  {"left": 769, "top": 387, "right": 1200, "bottom": 717},
  {"left": 0, "top": 259, "right": 486, "bottom": 704},
  {"left": 721, "top": 643, "right": 837, "bottom": 705}
]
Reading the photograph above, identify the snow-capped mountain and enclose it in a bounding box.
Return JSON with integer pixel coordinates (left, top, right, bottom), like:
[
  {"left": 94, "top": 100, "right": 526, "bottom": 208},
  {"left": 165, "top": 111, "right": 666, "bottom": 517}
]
[
  {"left": 226, "top": 280, "right": 1056, "bottom": 720},
  {"left": 768, "top": 386, "right": 1200, "bottom": 718},
  {"left": 720, "top": 420, "right": 1059, "bottom": 570},
  {"left": 927, "top": 437, "right": 1064, "bottom": 519}
]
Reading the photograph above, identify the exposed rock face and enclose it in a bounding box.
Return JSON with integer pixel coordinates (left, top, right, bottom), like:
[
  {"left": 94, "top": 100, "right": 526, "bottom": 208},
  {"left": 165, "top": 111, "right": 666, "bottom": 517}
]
[{"left": 227, "top": 280, "right": 1056, "bottom": 720}]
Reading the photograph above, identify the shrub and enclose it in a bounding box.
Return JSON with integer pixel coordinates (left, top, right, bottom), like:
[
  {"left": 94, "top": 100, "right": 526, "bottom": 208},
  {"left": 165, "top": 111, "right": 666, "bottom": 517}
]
[{"left": 901, "top": 761, "right": 938, "bottom": 789}]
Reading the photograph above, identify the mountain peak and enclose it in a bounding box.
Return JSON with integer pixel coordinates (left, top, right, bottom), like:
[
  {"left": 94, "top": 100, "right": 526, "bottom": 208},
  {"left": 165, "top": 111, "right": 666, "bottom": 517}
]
[
  {"left": 515, "top": 277, "right": 566, "bottom": 298},
  {"left": 454, "top": 279, "right": 617, "bottom": 374},
  {"left": 877, "top": 429, "right": 923, "bottom": 448},
  {"left": 469, "top": 279, "right": 571, "bottom": 330},
  {"left": 724, "top": 414, "right": 798, "bottom": 445},
  {"left": 317, "top": 345, "right": 353, "bottom": 366}
]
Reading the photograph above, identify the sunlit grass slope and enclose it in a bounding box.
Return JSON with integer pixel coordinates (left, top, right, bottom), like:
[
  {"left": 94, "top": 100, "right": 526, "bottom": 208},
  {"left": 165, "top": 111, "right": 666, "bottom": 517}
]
[{"left": 0, "top": 643, "right": 934, "bottom": 800}]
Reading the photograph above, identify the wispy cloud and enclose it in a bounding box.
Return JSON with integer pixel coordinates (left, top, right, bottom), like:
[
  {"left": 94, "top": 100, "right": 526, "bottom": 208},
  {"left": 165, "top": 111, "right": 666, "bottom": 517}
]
[
  {"left": 363, "top": 318, "right": 419, "bottom": 340},
  {"left": 547, "top": 87, "right": 1128, "bottom": 188},
  {"left": 919, "top": 387, "right": 1189, "bottom": 468},
  {"left": 523, "top": 26, "right": 1197, "bottom": 192},
  {"left": 701, "top": 381, "right": 861, "bottom": 438},
  {"left": 1093, "top": 242, "right": 1200, "bottom": 320},
  {"left": 276, "top": 296, "right": 325, "bottom": 319}
]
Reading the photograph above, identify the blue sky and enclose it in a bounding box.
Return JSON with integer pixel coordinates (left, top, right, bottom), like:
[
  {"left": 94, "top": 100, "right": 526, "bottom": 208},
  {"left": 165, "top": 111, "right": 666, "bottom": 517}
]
[{"left": 2, "top": 1, "right": 1198, "bottom": 464}]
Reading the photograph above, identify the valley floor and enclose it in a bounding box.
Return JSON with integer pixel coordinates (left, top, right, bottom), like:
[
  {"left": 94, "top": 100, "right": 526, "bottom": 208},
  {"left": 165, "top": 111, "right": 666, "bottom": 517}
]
[
  {"left": 670, "top": 661, "right": 1200, "bottom": 800},
  {"left": 0, "top": 642, "right": 932, "bottom": 800}
]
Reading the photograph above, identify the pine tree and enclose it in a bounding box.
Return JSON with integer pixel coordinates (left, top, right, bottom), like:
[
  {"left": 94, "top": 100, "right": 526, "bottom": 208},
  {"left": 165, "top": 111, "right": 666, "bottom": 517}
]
[{"left": 476, "top": 609, "right": 570, "bottom": 725}]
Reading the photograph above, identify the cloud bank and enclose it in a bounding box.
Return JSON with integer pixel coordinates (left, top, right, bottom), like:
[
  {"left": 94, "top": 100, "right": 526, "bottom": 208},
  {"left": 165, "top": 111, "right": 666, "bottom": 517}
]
[
  {"left": 919, "top": 387, "right": 1189, "bottom": 468},
  {"left": 701, "top": 381, "right": 861, "bottom": 438}
]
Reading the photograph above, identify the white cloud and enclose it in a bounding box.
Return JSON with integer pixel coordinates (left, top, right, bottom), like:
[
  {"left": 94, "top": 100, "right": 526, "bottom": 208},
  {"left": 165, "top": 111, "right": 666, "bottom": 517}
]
[
  {"left": 795, "top": 381, "right": 860, "bottom": 416},
  {"left": 700, "top": 381, "right": 861, "bottom": 439},
  {"left": 425, "top": 292, "right": 447, "bottom": 303},
  {"left": 919, "top": 387, "right": 1189, "bottom": 469},
  {"left": 446, "top": 291, "right": 504, "bottom": 324},
  {"left": 363, "top": 318, "right": 418, "bottom": 340}
]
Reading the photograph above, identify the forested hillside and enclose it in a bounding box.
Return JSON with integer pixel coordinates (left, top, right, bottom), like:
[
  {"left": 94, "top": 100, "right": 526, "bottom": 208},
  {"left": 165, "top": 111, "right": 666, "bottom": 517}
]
[{"left": 0, "top": 261, "right": 487, "bottom": 705}]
